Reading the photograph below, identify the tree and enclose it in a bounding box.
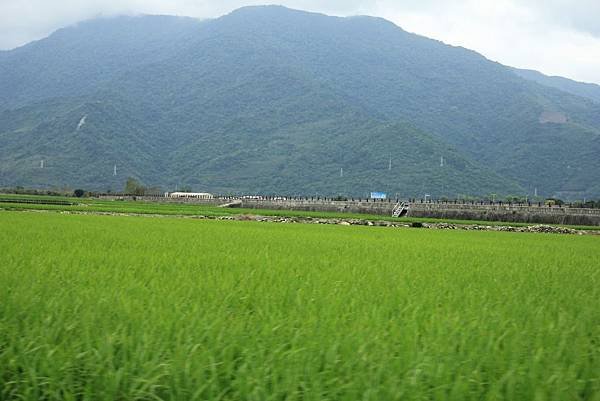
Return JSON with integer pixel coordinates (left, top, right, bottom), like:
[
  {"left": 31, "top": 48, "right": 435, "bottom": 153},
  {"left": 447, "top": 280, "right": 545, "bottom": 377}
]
[
  {"left": 545, "top": 198, "right": 564, "bottom": 206},
  {"left": 124, "top": 177, "right": 146, "bottom": 195},
  {"left": 73, "top": 189, "right": 85, "bottom": 197}
]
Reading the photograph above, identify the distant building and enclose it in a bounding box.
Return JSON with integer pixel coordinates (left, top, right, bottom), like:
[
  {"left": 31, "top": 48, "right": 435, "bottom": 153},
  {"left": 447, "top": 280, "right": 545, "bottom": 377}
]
[{"left": 167, "top": 192, "right": 214, "bottom": 199}]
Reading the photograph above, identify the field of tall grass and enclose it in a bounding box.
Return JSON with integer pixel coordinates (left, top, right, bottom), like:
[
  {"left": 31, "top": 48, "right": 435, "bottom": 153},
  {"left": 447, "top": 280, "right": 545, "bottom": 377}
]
[{"left": 1, "top": 211, "right": 599, "bottom": 400}]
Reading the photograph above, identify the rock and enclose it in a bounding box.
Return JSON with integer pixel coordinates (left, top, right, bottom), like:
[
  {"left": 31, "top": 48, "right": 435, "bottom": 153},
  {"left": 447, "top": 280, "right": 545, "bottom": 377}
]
[
  {"left": 522, "top": 225, "right": 577, "bottom": 234},
  {"left": 434, "top": 223, "right": 456, "bottom": 230},
  {"left": 235, "top": 215, "right": 257, "bottom": 221}
]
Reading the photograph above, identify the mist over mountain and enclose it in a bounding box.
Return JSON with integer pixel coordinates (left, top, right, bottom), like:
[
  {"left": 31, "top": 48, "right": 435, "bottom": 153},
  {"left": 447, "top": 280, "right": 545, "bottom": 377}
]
[{"left": 1, "top": 6, "right": 599, "bottom": 198}]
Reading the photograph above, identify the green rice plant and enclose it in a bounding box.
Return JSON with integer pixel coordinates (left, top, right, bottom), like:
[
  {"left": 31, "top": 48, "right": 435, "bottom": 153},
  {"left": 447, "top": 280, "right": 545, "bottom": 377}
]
[{"left": 0, "top": 211, "right": 599, "bottom": 400}]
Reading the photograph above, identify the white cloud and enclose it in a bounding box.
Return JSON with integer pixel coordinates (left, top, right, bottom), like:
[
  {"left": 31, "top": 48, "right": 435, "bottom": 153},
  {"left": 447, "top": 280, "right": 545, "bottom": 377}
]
[
  {"left": 1, "top": 0, "right": 599, "bottom": 84},
  {"left": 377, "top": 0, "right": 600, "bottom": 84}
]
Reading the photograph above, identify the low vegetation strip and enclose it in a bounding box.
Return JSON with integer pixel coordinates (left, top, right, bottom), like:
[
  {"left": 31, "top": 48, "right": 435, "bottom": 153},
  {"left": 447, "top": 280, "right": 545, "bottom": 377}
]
[{"left": 1, "top": 211, "right": 599, "bottom": 400}]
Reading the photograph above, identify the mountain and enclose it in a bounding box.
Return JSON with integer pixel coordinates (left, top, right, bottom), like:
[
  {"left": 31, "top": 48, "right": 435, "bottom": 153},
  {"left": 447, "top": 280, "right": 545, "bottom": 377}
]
[
  {"left": 1, "top": 6, "right": 599, "bottom": 198},
  {"left": 513, "top": 68, "right": 600, "bottom": 104},
  {"left": 0, "top": 15, "right": 204, "bottom": 111}
]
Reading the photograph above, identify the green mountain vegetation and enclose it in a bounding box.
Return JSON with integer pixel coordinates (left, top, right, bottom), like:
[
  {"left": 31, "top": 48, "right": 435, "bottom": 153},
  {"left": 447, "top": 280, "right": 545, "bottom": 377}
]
[
  {"left": 513, "top": 67, "right": 600, "bottom": 104},
  {"left": 1, "top": 6, "right": 599, "bottom": 198}
]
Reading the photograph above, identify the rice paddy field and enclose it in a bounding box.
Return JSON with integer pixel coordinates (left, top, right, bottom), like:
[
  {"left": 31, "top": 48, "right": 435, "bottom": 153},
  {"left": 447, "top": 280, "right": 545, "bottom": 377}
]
[{"left": 1, "top": 210, "right": 599, "bottom": 400}]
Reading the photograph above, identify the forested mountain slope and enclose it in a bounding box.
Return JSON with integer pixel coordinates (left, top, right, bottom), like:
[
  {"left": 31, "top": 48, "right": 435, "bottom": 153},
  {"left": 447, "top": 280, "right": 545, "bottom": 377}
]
[
  {"left": 513, "top": 67, "right": 600, "bottom": 104},
  {"left": 1, "top": 6, "right": 599, "bottom": 198}
]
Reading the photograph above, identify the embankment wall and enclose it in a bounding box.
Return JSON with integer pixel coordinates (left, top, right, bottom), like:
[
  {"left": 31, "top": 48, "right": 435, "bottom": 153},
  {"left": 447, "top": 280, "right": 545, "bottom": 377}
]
[
  {"left": 97, "top": 196, "right": 600, "bottom": 226},
  {"left": 407, "top": 203, "right": 600, "bottom": 226},
  {"left": 239, "top": 199, "right": 600, "bottom": 226}
]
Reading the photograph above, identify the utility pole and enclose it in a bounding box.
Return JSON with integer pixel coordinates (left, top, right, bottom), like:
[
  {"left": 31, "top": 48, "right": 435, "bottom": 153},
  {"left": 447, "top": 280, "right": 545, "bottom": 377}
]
[
  {"left": 388, "top": 154, "right": 392, "bottom": 171},
  {"left": 113, "top": 164, "right": 117, "bottom": 176},
  {"left": 340, "top": 167, "right": 343, "bottom": 178}
]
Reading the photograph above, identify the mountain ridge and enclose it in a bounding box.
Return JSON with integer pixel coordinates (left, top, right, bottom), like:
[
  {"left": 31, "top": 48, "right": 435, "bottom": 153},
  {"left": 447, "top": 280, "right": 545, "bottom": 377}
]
[
  {"left": 512, "top": 67, "right": 600, "bottom": 104},
  {"left": 1, "top": 7, "right": 599, "bottom": 198}
]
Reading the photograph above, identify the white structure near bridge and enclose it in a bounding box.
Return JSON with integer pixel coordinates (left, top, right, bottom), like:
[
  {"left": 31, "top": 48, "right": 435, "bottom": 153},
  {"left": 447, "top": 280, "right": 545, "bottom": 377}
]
[{"left": 166, "top": 192, "right": 214, "bottom": 199}]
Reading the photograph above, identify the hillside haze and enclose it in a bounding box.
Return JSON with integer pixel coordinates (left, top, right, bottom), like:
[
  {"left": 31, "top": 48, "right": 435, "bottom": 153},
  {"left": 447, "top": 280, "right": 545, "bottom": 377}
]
[{"left": 1, "top": 6, "right": 599, "bottom": 198}]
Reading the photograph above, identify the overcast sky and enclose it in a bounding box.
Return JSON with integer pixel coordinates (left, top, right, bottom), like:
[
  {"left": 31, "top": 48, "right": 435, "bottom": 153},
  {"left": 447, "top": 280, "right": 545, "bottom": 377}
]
[{"left": 2, "top": 0, "right": 600, "bottom": 84}]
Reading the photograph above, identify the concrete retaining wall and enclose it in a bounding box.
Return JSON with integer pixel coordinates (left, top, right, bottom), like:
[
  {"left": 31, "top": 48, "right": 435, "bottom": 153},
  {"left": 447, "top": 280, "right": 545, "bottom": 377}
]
[
  {"left": 240, "top": 199, "right": 600, "bottom": 226},
  {"left": 408, "top": 203, "right": 600, "bottom": 226},
  {"left": 96, "top": 196, "right": 600, "bottom": 226}
]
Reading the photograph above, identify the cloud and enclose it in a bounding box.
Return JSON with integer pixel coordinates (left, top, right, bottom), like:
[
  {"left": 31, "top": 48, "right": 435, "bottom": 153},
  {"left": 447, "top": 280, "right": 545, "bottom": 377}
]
[
  {"left": 523, "top": 0, "right": 600, "bottom": 38},
  {"left": 375, "top": 0, "right": 600, "bottom": 84},
  {"left": 1, "top": 0, "right": 599, "bottom": 84}
]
